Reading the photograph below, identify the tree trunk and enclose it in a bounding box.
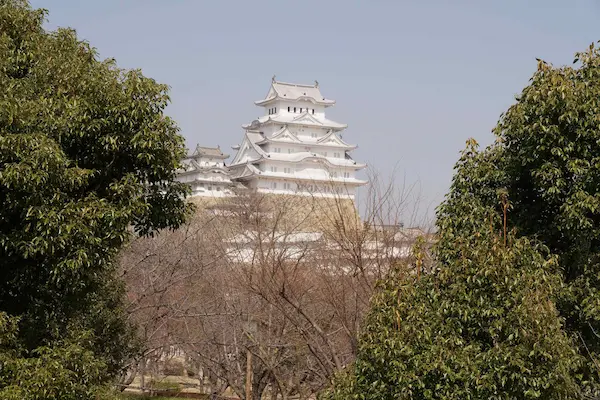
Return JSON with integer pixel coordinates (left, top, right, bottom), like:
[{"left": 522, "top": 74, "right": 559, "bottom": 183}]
[{"left": 246, "top": 350, "right": 253, "bottom": 399}]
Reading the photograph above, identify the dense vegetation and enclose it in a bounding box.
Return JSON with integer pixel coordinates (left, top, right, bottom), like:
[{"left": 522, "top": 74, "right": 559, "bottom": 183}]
[
  {"left": 324, "top": 44, "right": 600, "bottom": 399},
  {"left": 0, "top": 0, "right": 190, "bottom": 398}
]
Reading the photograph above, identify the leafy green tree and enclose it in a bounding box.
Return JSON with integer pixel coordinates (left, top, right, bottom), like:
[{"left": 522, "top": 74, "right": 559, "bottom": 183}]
[
  {"left": 324, "top": 192, "right": 580, "bottom": 399},
  {"left": 436, "top": 44, "right": 600, "bottom": 396},
  {"left": 325, "top": 42, "right": 600, "bottom": 398},
  {"left": 0, "top": 0, "right": 190, "bottom": 397}
]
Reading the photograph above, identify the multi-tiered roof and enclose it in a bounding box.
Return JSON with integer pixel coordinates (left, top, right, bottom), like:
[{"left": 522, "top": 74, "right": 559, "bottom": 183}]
[
  {"left": 177, "top": 145, "right": 235, "bottom": 197},
  {"left": 229, "top": 79, "right": 366, "bottom": 198}
]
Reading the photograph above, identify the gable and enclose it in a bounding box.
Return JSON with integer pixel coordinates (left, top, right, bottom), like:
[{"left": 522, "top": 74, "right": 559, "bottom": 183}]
[
  {"left": 317, "top": 130, "right": 354, "bottom": 148},
  {"left": 292, "top": 112, "right": 322, "bottom": 125},
  {"left": 271, "top": 126, "right": 301, "bottom": 143},
  {"left": 231, "top": 139, "right": 259, "bottom": 165},
  {"left": 265, "top": 86, "right": 277, "bottom": 100}
]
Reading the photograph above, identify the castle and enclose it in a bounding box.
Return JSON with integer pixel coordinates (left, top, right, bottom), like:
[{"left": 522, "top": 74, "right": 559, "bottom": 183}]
[{"left": 177, "top": 78, "right": 367, "bottom": 201}]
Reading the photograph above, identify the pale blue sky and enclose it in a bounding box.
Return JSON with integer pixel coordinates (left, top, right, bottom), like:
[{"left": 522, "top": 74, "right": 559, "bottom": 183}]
[{"left": 31, "top": 0, "right": 600, "bottom": 221}]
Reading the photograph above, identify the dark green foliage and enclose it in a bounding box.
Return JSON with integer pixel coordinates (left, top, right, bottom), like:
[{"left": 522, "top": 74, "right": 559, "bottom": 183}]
[
  {"left": 325, "top": 43, "right": 600, "bottom": 398},
  {"left": 0, "top": 312, "right": 121, "bottom": 400},
  {"left": 437, "top": 44, "right": 600, "bottom": 396},
  {"left": 324, "top": 225, "right": 580, "bottom": 399},
  {"left": 0, "top": 0, "right": 190, "bottom": 397}
]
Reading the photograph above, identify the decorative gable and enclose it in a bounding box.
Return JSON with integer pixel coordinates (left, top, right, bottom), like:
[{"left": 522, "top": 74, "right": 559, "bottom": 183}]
[
  {"left": 230, "top": 139, "right": 258, "bottom": 165},
  {"left": 292, "top": 112, "right": 323, "bottom": 125},
  {"left": 317, "top": 130, "right": 355, "bottom": 148},
  {"left": 270, "top": 126, "right": 301, "bottom": 143},
  {"left": 265, "top": 85, "right": 277, "bottom": 100}
]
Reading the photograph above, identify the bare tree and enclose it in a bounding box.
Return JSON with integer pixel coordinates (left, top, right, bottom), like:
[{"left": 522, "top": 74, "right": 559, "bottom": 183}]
[{"left": 119, "top": 173, "right": 432, "bottom": 399}]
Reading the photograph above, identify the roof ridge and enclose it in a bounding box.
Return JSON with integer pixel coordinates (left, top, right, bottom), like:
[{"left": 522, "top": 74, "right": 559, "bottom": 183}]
[{"left": 274, "top": 80, "right": 317, "bottom": 88}]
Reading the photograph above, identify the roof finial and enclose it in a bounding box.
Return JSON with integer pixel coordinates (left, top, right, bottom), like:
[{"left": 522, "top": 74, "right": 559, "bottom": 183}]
[
  {"left": 272, "top": 75, "right": 276, "bottom": 83},
  {"left": 314, "top": 80, "right": 319, "bottom": 88}
]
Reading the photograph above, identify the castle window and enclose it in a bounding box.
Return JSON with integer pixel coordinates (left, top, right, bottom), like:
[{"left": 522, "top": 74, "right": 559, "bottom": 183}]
[
  {"left": 284, "top": 167, "right": 291, "bottom": 174},
  {"left": 270, "top": 166, "right": 278, "bottom": 172},
  {"left": 300, "top": 108, "right": 303, "bottom": 113},
  {"left": 284, "top": 182, "right": 291, "bottom": 190},
  {"left": 274, "top": 107, "right": 277, "bottom": 113},
  {"left": 294, "top": 107, "right": 296, "bottom": 113},
  {"left": 312, "top": 109, "right": 315, "bottom": 114},
  {"left": 272, "top": 182, "right": 277, "bottom": 189},
  {"left": 343, "top": 172, "right": 350, "bottom": 178},
  {"left": 288, "top": 107, "right": 290, "bottom": 112}
]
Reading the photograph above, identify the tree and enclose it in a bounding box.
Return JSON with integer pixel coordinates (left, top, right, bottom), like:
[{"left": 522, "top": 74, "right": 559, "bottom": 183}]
[
  {"left": 325, "top": 43, "right": 600, "bottom": 398},
  {"left": 324, "top": 228, "right": 580, "bottom": 399},
  {"left": 0, "top": 0, "right": 190, "bottom": 397},
  {"left": 120, "top": 174, "right": 428, "bottom": 399},
  {"left": 435, "top": 44, "right": 600, "bottom": 396}
]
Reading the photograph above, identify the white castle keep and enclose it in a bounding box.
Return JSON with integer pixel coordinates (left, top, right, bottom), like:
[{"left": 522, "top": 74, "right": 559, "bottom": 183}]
[{"left": 178, "top": 78, "right": 367, "bottom": 199}]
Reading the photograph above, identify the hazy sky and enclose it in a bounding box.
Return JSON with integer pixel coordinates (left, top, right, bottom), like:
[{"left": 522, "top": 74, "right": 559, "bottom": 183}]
[{"left": 31, "top": 0, "right": 600, "bottom": 221}]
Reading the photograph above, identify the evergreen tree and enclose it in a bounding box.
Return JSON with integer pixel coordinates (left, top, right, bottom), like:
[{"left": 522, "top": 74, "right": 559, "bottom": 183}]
[
  {"left": 325, "top": 42, "right": 600, "bottom": 398},
  {"left": 0, "top": 1, "right": 190, "bottom": 397},
  {"left": 436, "top": 43, "right": 600, "bottom": 397},
  {"left": 324, "top": 162, "right": 580, "bottom": 399}
]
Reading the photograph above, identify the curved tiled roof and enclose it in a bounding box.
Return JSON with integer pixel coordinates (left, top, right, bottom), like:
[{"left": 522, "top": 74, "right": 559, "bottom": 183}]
[
  {"left": 255, "top": 80, "right": 336, "bottom": 106},
  {"left": 188, "top": 145, "right": 229, "bottom": 159},
  {"left": 242, "top": 111, "right": 347, "bottom": 131}
]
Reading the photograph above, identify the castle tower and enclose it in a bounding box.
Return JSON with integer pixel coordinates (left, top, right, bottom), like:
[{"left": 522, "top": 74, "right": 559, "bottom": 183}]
[
  {"left": 177, "top": 145, "right": 235, "bottom": 197},
  {"left": 229, "top": 78, "right": 367, "bottom": 199}
]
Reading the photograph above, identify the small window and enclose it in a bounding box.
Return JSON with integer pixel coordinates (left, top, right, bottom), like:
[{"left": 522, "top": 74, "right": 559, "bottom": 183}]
[
  {"left": 270, "top": 166, "right": 278, "bottom": 172},
  {"left": 284, "top": 182, "right": 291, "bottom": 190},
  {"left": 288, "top": 148, "right": 293, "bottom": 154},
  {"left": 284, "top": 167, "right": 291, "bottom": 174},
  {"left": 312, "top": 109, "right": 315, "bottom": 114},
  {"left": 294, "top": 107, "right": 296, "bottom": 112},
  {"left": 300, "top": 108, "right": 303, "bottom": 113},
  {"left": 274, "top": 107, "right": 277, "bottom": 113},
  {"left": 272, "top": 182, "right": 277, "bottom": 189},
  {"left": 288, "top": 106, "right": 290, "bottom": 112}
]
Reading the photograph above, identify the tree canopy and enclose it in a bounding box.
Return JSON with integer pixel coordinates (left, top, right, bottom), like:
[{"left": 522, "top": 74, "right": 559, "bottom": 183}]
[
  {"left": 324, "top": 43, "right": 600, "bottom": 398},
  {"left": 0, "top": 0, "right": 190, "bottom": 397}
]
